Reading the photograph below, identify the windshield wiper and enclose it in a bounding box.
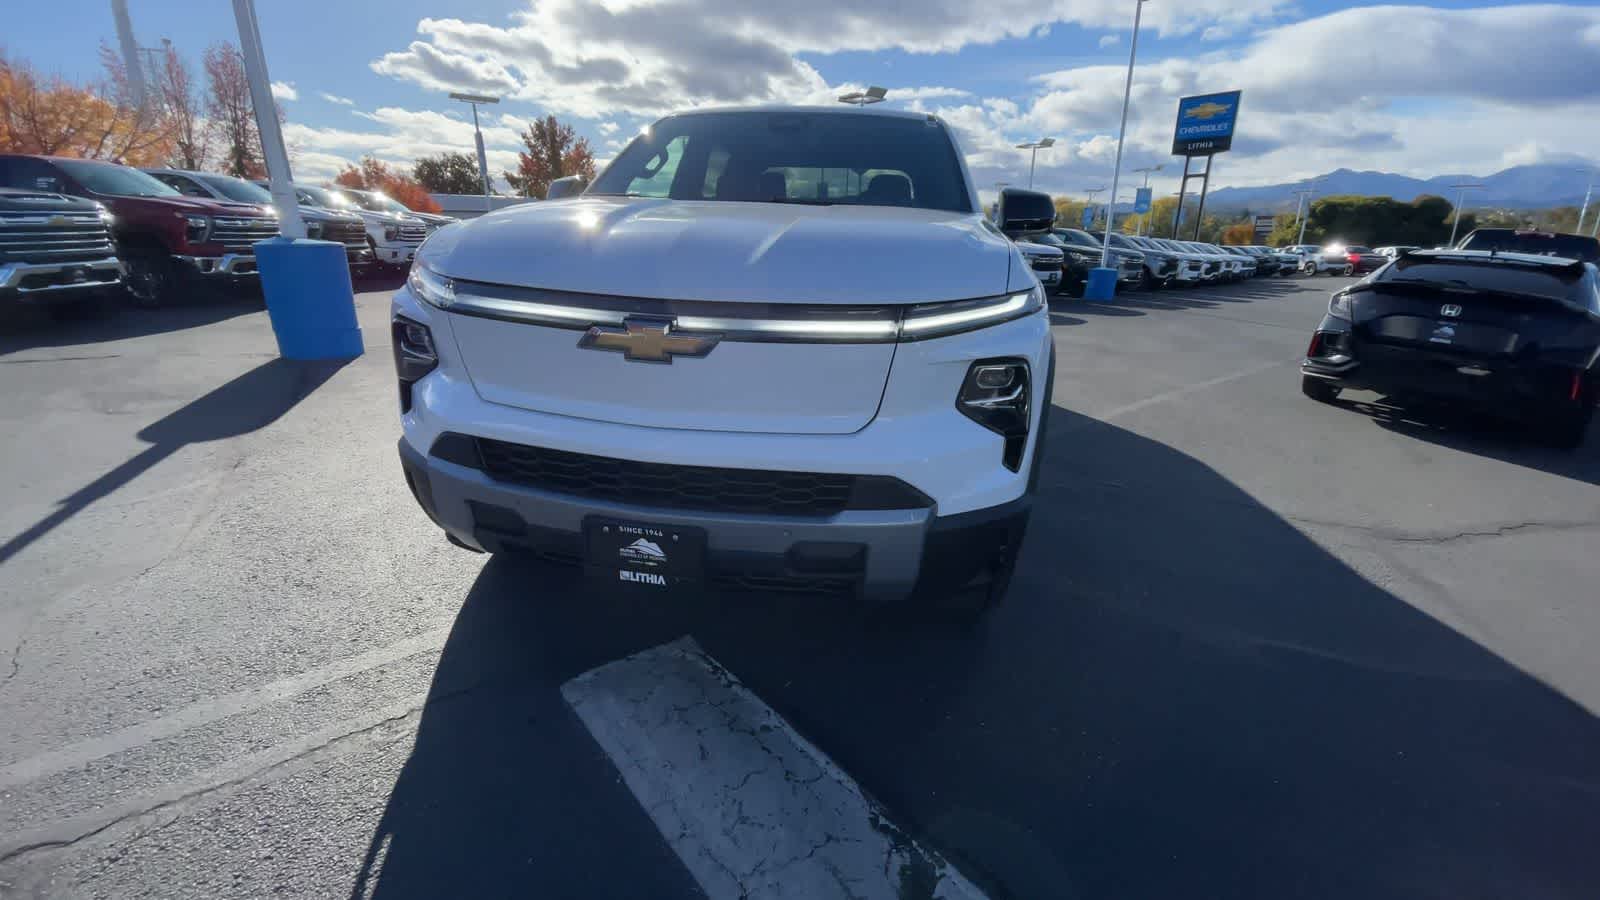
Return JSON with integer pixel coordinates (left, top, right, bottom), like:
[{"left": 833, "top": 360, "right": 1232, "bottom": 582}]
[
  {"left": 585, "top": 191, "right": 650, "bottom": 198},
  {"left": 761, "top": 198, "right": 837, "bottom": 206}
]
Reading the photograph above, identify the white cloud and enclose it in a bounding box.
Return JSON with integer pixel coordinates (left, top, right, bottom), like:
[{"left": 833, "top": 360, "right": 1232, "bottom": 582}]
[
  {"left": 598, "top": 121, "right": 619, "bottom": 135},
  {"left": 1098, "top": 35, "right": 1120, "bottom": 48},
  {"left": 1200, "top": 26, "right": 1230, "bottom": 41},
  {"left": 270, "top": 81, "right": 297, "bottom": 102},
  {"left": 283, "top": 104, "right": 529, "bottom": 188},
  {"left": 319, "top": 92, "right": 355, "bottom": 106},
  {"left": 368, "top": 1, "right": 1291, "bottom": 118}
]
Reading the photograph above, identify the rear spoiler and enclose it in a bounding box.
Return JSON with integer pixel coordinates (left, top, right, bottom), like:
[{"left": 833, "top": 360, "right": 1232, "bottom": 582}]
[{"left": 1399, "top": 249, "right": 1588, "bottom": 276}]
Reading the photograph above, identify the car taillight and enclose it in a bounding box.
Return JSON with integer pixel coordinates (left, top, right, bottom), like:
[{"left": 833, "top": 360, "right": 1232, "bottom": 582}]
[
  {"left": 957, "top": 359, "right": 1031, "bottom": 471},
  {"left": 1347, "top": 252, "right": 1360, "bottom": 264}
]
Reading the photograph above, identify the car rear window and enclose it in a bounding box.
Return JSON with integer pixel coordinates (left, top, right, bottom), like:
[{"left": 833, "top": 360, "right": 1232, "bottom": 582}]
[
  {"left": 1456, "top": 229, "right": 1600, "bottom": 263},
  {"left": 1385, "top": 255, "right": 1598, "bottom": 308}
]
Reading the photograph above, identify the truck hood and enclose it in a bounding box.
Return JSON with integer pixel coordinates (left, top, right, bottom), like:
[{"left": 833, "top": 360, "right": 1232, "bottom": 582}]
[
  {"left": 298, "top": 205, "right": 364, "bottom": 226},
  {"left": 352, "top": 209, "right": 415, "bottom": 227},
  {"left": 0, "top": 188, "right": 103, "bottom": 215},
  {"left": 422, "top": 197, "right": 1015, "bottom": 303},
  {"left": 92, "top": 192, "right": 274, "bottom": 219}
]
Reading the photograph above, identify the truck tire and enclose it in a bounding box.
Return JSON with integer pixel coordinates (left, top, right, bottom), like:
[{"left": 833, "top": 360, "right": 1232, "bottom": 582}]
[{"left": 123, "top": 253, "right": 177, "bottom": 308}]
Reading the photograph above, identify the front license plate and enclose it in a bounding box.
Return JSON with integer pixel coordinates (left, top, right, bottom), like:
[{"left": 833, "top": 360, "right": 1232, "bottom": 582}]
[{"left": 584, "top": 518, "right": 706, "bottom": 589}]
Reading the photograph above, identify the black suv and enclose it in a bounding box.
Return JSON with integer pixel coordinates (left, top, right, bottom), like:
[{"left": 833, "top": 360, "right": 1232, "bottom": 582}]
[{"left": 1, "top": 186, "right": 123, "bottom": 312}]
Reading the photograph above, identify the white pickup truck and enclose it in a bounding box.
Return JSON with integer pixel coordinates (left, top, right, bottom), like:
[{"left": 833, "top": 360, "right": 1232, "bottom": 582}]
[{"left": 393, "top": 106, "right": 1054, "bottom": 616}]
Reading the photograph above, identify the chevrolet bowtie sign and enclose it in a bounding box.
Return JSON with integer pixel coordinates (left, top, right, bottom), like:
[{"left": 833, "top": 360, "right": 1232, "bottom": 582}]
[
  {"left": 1172, "top": 90, "right": 1242, "bottom": 156},
  {"left": 578, "top": 316, "right": 722, "bottom": 363}
]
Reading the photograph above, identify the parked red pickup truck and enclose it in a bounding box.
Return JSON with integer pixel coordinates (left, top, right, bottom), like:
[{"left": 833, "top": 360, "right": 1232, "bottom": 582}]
[{"left": 0, "top": 154, "right": 279, "bottom": 306}]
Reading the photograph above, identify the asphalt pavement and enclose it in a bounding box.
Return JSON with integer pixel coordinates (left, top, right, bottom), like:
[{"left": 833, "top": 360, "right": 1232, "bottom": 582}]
[{"left": 1, "top": 272, "right": 1597, "bottom": 899}]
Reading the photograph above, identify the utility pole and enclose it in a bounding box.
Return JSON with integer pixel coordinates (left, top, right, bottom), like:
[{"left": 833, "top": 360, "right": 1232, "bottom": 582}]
[
  {"left": 1448, "top": 183, "right": 1485, "bottom": 247},
  {"left": 232, "top": 0, "right": 304, "bottom": 238}
]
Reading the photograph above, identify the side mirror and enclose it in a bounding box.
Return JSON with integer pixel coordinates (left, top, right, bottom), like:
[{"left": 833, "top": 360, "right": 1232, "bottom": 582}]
[
  {"left": 546, "top": 175, "right": 587, "bottom": 200},
  {"left": 995, "top": 187, "right": 1056, "bottom": 237}
]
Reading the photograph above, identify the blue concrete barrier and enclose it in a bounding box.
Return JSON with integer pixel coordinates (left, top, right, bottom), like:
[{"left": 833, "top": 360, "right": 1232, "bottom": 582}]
[
  {"left": 254, "top": 238, "right": 364, "bottom": 360},
  {"left": 1084, "top": 266, "right": 1119, "bottom": 301}
]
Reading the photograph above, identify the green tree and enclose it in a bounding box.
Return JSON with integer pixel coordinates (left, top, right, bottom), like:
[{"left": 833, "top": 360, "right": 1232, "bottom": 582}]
[{"left": 413, "top": 151, "right": 484, "bottom": 194}]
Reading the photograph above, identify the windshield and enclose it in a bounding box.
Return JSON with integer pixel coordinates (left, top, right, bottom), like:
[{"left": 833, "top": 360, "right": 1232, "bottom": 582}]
[
  {"left": 1456, "top": 229, "right": 1600, "bottom": 263},
  {"left": 336, "top": 189, "right": 388, "bottom": 212},
  {"left": 588, "top": 111, "right": 971, "bottom": 212},
  {"left": 1106, "top": 233, "right": 1139, "bottom": 250},
  {"left": 1387, "top": 256, "right": 1593, "bottom": 304},
  {"left": 56, "top": 160, "right": 179, "bottom": 198},
  {"left": 196, "top": 174, "right": 272, "bottom": 204},
  {"left": 1056, "top": 228, "right": 1101, "bottom": 247},
  {"left": 297, "top": 185, "right": 354, "bottom": 209}
]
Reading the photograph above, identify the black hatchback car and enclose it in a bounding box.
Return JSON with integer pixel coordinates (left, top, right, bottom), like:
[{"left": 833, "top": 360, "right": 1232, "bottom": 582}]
[{"left": 1301, "top": 249, "right": 1600, "bottom": 447}]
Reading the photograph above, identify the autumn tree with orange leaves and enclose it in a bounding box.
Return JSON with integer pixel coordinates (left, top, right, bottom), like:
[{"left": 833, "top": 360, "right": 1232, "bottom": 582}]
[
  {"left": 504, "top": 115, "right": 596, "bottom": 199},
  {"left": 333, "top": 156, "right": 443, "bottom": 213},
  {"left": 0, "top": 48, "right": 175, "bottom": 165}
]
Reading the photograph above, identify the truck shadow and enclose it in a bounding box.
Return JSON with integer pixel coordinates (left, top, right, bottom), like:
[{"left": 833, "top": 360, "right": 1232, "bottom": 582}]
[
  {"left": 353, "top": 405, "right": 1600, "bottom": 900},
  {"left": 0, "top": 299, "right": 260, "bottom": 356}
]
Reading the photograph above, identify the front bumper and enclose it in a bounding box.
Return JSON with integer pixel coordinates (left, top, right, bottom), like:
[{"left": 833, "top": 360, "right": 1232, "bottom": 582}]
[
  {"left": 399, "top": 437, "right": 1029, "bottom": 601},
  {"left": 0, "top": 256, "right": 123, "bottom": 299},
  {"left": 173, "top": 253, "right": 258, "bottom": 276}
]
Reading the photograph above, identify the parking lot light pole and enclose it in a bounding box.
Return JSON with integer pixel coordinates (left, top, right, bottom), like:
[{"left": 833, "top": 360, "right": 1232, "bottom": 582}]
[
  {"left": 450, "top": 93, "right": 500, "bottom": 213},
  {"left": 1132, "top": 165, "right": 1161, "bottom": 236},
  {"left": 1448, "top": 183, "right": 1486, "bottom": 247},
  {"left": 1084, "top": 0, "right": 1147, "bottom": 303},
  {"left": 1294, "top": 178, "right": 1326, "bottom": 247},
  {"left": 838, "top": 86, "right": 887, "bottom": 107},
  {"left": 1577, "top": 168, "right": 1595, "bottom": 235},
  {"left": 1016, "top": 138, "right": 1055, "bottom": 189}
]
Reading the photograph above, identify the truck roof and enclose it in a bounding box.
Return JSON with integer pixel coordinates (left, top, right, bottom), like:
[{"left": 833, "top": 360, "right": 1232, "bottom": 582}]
[{"left": 656, "top": 104, "right": 940, "bottom": 123}]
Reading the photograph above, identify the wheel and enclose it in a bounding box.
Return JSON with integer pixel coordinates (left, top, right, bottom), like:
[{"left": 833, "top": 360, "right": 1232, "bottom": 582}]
[
  {"left": 123, "top": 253, "right": 177, "bottom": 308},
  {"left": 1140, "top": 268, "right": 1160, "bottom": 291},
  {"left": 1301, "top": 261, "right": 1316, "bottom": 275},
  {"left": 1341, "top": 265, "right": 1355, "bottom": 277},
  {"left": 1301, "top": 375, "right": 1342, "bottom": 403},
  {"left": 1542, "top": 404, "right": 1593, "bottom": 450}
]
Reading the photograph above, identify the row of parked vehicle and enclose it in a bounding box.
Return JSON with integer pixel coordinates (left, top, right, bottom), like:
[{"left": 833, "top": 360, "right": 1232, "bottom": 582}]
[{"left": 0, "top": 154, "right": 453, "bottom": 312}]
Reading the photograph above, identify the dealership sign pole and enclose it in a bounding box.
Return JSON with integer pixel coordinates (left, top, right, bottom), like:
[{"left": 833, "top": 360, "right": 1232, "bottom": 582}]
[{"left": 1169, "top": 90, "right": 1242, "bottom": 241}]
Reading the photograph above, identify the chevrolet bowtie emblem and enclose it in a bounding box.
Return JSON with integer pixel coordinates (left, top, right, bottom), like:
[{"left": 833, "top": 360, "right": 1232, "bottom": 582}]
[{"left": 577, "top": 316, "right": 721, "bottom": 363}]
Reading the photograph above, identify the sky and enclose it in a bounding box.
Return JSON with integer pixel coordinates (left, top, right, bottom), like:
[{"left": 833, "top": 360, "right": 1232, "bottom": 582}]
[{"left": 9, "top": 1, "right": 1600, "bottom": 205}]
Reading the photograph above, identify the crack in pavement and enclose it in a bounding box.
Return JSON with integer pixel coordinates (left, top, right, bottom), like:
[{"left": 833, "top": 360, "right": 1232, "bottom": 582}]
[
  {"left": 0, "top": 680, "right": 482, "bottom": 867},
  {"left": 1288, "top": 516, "right": 1600, "bottom": 546}
]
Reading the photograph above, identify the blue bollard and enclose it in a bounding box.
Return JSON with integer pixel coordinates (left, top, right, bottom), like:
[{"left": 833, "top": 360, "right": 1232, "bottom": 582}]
[
  {"left": 254, "top": 238, "right": 364, "bottom": 360},
  {"left": 1083, "top": 267, "right": 1119, "bottom": 301}
]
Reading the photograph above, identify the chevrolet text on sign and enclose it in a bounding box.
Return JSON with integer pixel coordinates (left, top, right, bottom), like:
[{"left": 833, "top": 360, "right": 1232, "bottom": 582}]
[{"left": 1172, "top": 90, "right": 1242, "bottom": 156}]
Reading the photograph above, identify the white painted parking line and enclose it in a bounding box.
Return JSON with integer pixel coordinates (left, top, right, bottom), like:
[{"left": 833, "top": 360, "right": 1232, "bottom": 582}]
[
  {"left": 1094, "top": 358, "right": 1291, "bottom": 421},
  {"left": 562, "top": 637, "right": 990, "bottom": 900}
]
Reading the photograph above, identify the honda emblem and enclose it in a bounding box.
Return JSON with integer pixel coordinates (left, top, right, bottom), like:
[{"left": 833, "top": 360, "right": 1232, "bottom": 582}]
[{"left": 1440, "top": 304, "right": 1463, "bottom": 318}]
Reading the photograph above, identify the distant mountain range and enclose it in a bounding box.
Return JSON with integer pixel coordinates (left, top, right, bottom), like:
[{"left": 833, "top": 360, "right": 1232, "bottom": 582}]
[{"left": 1201, "top": 163, "right": 1592, "bottom": 213}]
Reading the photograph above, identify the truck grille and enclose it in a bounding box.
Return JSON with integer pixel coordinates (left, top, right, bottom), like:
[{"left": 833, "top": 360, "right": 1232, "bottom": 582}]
[
  {"left": 0, "top": 213, "right": 116, "bottom": 265},
  {"left": 1028, "top": 256, "right": 1060, "bottom": 272},
  {"left": 325, "top": 221, "right": 368, "bottom": 249},
  {"left": 210, "top": 216, "right": 279, "bottom": 251},
  {"left": 471, "top": 438, "right": 927, "bottom": 517},
  {"left": 398, "top": 222, "right": 427, "bottom": 243}
]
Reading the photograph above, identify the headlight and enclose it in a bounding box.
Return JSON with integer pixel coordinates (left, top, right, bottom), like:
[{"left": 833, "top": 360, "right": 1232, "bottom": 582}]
[
  {"left": 407, "top": 264, "right": 456, "bottom": 309},
  {"left": 384, "top": 226, "right": 399, "bottom": 241},
  {"left": 900, "top": 285, "right": 1043, "bottom": 340},
  {"left": 1329, "top": 291, "right": 1354, "bottom": 320},
  {"left": 181, "top": 214, "right": 211, "bottom": 244},
  {"left": 96, "top": 204, "right": 115, "bottom": 227},
  {"left": 957, "top": 358, "right": 1032, "bottom": 471},
  {"left": 391, "top": 315, "right": 438, "bottom": 414}
]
